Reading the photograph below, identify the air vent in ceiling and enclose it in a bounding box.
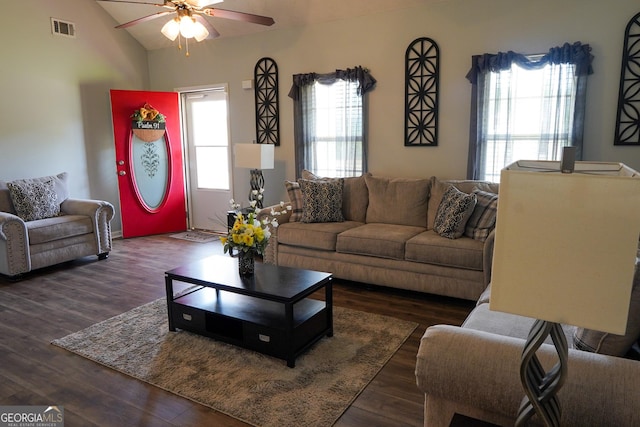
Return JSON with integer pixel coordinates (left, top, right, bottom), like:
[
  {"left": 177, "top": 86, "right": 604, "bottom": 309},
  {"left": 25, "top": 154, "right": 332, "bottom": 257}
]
[{"left": 51, "top": 18, "right": 76, "bottom": 38}]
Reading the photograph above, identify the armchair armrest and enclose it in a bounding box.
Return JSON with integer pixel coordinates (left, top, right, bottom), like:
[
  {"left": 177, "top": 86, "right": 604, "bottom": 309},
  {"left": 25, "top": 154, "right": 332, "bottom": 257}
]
[
  {"left": 416, "top": 325, "right": 640, "bottom": 427},
  {"left": 61, "top": 198, "right": 114, "bottom": 218},
  {"left": 61, "top": 198, "right": 115, "bottom": 255},
  {"left": 0, "top": 212, "right": 30, "bottom": 276}
]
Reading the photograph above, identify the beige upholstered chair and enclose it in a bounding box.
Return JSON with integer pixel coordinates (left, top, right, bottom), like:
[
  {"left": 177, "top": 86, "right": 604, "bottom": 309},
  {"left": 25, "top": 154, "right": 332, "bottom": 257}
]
[{"left": 0, "top": 173, "right": 114, "bottom": 278}]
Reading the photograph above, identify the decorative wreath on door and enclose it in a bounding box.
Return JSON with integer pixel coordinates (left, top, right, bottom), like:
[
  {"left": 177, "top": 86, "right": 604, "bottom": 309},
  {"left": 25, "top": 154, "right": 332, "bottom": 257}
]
[{"left": 131, "top": 103, "right": 166, "bottom": 142}]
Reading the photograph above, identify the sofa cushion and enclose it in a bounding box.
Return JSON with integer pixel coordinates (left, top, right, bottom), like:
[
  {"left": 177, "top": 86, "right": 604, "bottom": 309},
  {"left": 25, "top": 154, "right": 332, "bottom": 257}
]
[
  {"left": 365, "top": 175, "right": 430, "bottom": 227},
  {"left": 342, "top": 174, "right": 370, "bottom": 223},
  {"left": 464, "top": 189, "right": 499, "bottom": 242},
  {"left": 26, "top": 214, "right": 94, "bottom": 245},
  {"left": 464, "top": 303, "right": 576, "bottom": 346},
  {"left": 277, "top": 221, "right": 363, "bottom": 251},
  {"left": 405, "top": 230, "right": 484, "bottom": 270},
  {"left": 433, "top": 186, "right": 477, "bottom": 239},
  {"left": 285, "top": 180, "right": 303, "bottom": 222},
  {"left": 573, "top": 257, "right": 640, "bottom": 357},
  {"left": 301, "top": 169, "right": 319, "bottom": 180},
  {"left": 336, "top": 223, "right": 424, "bottom": 260},
  {"left": 301, "top": 170, "right": 370, "bottom": 222},
  {"left": 8, "top": 179, "right": 60, "bottom": 221},
  {"left": 427, "top": 177, "right": 499, "bottom": 230},
  {"left": 299, "top": 178, "right": 345, "bottom": 223}
]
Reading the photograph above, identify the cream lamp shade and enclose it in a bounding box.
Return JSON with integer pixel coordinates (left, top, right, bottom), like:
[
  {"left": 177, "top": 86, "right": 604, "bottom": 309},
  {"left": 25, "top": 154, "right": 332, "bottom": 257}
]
[
  {"left": 234, "top": 143, "right": 274, "bottom": 170},
  {"left": 489, "top": 160, "right": 640, "bottom": 335}
]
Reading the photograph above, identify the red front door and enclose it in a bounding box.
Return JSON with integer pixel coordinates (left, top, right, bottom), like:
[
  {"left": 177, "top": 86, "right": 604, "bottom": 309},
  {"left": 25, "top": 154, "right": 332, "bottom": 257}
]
[{"left": 110, "top": 89, "right": 187, "bottom": 238}]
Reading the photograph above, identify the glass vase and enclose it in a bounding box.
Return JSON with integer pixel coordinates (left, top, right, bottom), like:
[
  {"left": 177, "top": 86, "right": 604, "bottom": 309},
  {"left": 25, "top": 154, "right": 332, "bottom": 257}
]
[{"left": 238, "top": 251, "right": 255, "bottom": 276}]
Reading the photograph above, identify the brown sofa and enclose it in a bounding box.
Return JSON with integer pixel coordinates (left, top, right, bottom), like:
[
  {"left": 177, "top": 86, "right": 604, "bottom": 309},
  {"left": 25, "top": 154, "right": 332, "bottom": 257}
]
[
  {"left": 260, "top": 172, "right": 499, "bottom": 301},
  {"left": 0, "top": 173, "right": 114, "bottom": 278}
]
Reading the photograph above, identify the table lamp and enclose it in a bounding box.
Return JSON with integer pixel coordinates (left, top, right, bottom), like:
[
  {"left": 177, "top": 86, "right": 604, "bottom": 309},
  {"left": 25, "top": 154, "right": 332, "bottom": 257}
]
[
  {"left": 490, "top": 159, "right": 640, "bottom": 426},
  {"left": 234, "top": 143, "right": 274, "bottom": 208}
]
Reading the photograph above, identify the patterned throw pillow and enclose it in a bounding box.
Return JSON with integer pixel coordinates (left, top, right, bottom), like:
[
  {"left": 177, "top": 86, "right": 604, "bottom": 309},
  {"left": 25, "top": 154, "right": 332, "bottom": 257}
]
[
  {"left": 299, "top": 179, "right": 345, "bottom": 223},
  {"left": 285, "top": 180, "right": 303, "bottom": 222},
  {"left": 464, "top": 189, "right": 499, "bottom": 242},
  {"left": 286, "top": 171, "right": 327, "bottom": 222},
  {"left": 285, "top": 171, "right": 342, "bottom": 222},
  {"left": 7, "top": 179, "right": 59, "bottom": 221},
  {"left": 299, "top": 169, "right": 370, "bottom": 222},
  {"left": 433, "top": 186, "right": 477, "bottom": 239}
]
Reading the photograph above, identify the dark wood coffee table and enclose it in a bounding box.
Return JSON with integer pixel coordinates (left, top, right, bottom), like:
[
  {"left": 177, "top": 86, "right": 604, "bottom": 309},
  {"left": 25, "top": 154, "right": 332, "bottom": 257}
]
[
  {"left": 165, "top": 255, "right": 333, "bottom": 367},
  {"left": 449, "top": 414, "right": 500, "bottom": 427}
]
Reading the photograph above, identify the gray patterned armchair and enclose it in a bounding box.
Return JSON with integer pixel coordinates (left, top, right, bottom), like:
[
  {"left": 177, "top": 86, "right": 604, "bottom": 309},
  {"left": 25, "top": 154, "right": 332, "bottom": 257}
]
[{"left": 0, "top": 173, "right": 114, "bottom": 278}]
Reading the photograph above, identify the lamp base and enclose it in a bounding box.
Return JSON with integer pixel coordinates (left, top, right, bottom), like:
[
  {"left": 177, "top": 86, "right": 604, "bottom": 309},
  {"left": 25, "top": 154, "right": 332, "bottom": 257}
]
[
  {"left": 516, "top": 320, "right": 568, "bottom": 427},
  {"left": 249, "top": 169, "right": 265, "bottom": 209}
]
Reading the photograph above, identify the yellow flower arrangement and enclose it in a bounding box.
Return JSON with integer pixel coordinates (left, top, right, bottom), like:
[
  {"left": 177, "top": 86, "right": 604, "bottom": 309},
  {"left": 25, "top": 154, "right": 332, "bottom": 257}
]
[{"left": 221, "top": 193, "right": 290, "bottom": 256}]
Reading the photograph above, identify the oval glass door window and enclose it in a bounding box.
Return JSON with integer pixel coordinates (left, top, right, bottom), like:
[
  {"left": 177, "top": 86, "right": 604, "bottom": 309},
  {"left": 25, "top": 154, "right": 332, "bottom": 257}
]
[{"left": 130, "top": 133, "right": 169, "bottom": 211}]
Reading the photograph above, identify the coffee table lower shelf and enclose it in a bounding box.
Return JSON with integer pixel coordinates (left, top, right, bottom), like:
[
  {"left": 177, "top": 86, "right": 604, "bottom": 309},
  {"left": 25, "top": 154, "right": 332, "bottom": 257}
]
[{"left": 170, "top": 287, "right": 330, "bottom": 367}]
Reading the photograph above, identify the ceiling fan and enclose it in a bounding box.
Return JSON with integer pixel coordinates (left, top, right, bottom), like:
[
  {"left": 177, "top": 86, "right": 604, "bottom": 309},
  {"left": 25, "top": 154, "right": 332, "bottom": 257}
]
[{"left": 97, "top": 0, "right": 275, "bottom": 54}]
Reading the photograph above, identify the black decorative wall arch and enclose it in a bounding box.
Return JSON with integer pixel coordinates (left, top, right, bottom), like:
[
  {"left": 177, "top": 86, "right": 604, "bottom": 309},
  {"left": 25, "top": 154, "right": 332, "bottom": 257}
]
[
  {"left": 254, "top": 57, "right": 280, "bottom": 145},
  {"left": 614, "top": 11, "right": 640, "bottom": 145},
  {"left": 405, "top": 37, "right": 439, "bottom": 146}
]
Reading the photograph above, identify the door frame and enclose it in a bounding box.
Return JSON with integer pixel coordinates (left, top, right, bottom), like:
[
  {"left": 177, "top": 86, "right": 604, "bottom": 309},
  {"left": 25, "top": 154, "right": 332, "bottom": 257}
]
[
  {"left": 109, "top": 89, "right": 187, "bottom": 238},
  {"left": 176, "top": 83, "right": 234, "bottom": 231}
]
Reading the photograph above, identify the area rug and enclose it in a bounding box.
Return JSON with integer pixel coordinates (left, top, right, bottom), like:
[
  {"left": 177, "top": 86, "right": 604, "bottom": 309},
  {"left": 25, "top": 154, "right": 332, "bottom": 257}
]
[
  {"left": 52, "top": 298, "right": 417, "bottom": 427},
  {"left": 169, "top": 230, "right": 220, "bottom": 243}
]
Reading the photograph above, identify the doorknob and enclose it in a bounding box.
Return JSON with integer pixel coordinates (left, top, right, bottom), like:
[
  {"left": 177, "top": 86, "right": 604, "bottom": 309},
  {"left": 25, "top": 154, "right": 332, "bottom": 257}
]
[{"left": 118, "top": 171, "right": 127, "bottom": 176}]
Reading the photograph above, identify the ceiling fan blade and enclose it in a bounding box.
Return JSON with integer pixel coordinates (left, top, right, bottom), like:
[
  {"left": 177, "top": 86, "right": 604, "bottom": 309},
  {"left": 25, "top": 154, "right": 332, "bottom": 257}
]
[
  {"left": 97, "top": 0, "right": 169, "bottom": 6},
  {"left": 193, "top": 15, "right": 220, "bottom": 39},
  {"left": 188, "top": 0, "right": 221, "bottom": 8},
  {"left": 202, "top": 8, "right": 275, "bottom": 26},
  {"left": 116, "top": 11, "right": 174, "bottom": 28}
]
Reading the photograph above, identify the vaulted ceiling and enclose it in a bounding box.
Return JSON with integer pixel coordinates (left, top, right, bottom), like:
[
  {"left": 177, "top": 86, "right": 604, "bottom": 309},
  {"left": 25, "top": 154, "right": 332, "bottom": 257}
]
[{"left": 97, "top": 0, "right": 427, "bottom": 50}]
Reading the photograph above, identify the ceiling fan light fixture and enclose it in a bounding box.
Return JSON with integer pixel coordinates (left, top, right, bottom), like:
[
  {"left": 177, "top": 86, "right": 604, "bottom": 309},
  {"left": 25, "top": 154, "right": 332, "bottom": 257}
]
[
  {"left": 193, "top": 21, "right": 209, "bottom": 42},
  {"left": 161, "top": 18, "right": 180, "bottom": 41},
  {"left": 179, "top": 15, "right": 196, "bottom": 39}
]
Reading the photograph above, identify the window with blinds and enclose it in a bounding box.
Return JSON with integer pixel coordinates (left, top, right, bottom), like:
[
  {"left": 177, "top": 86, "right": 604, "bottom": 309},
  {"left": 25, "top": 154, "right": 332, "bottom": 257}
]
[
  {"left": 480, "top": 61, "right": 578, "bottom": 182},
  {"left": 303, "top": 79, "right": 364, "bottom": 178}
]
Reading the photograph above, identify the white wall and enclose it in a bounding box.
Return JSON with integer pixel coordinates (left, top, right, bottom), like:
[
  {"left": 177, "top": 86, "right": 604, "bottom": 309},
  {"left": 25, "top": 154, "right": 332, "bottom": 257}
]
[
  {"left": 2, "top": 0, "right": 638, "bottom": 236},
  {"left": 148, "top": 0, "right": 640, "bottom": 206},
  {"left": 0, "top": 0, "right": 149, "bottom": 233}
]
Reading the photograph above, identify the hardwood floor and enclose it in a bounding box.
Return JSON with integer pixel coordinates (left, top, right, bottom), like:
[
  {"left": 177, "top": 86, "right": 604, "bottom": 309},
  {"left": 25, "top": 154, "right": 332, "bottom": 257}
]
[{"left": 0, "top": 234, "right": 474, "bottom": 426}]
